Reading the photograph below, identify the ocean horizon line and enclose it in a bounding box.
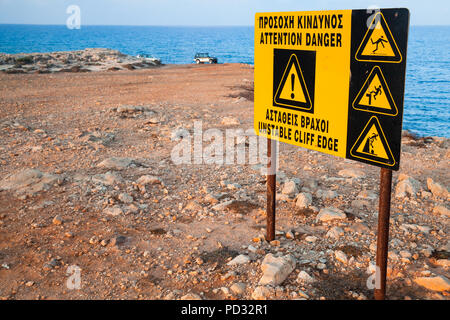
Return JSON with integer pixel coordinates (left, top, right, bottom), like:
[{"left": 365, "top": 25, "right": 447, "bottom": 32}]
[
  {"left": 0, "top": 23, "right": 449, "bottom": 28},
  {"left": 0, "top": 23, "right": 254, "bottom": 28}
]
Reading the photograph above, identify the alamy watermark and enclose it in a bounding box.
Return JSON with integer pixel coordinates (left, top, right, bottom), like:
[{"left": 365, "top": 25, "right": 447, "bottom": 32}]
[
  {"left": 66, "top": 265, "right": 81, "bottom": 290},
  {"left": 366, "top": 265, "right": 382, "bottom": 290},
  {"left": 366, "top": 5, "right": 381, "bottom": 29},
  {"left": 66, "top": 5, "right": 81, "bottom": 29},
  {"left": 170, "top": 121, "right": 279, "bottom": 172}
]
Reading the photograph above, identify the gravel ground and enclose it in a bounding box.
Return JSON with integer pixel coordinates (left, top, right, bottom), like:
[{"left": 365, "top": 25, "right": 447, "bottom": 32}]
[{"left": 0, "top": 63, "right": 448, "bottom": 300}]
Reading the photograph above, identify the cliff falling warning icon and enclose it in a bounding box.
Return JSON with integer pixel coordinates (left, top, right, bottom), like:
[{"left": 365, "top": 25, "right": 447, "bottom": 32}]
[
  {"left": 352, "top": 66, "right": 398, "bottom": 116},
  {"left": 355, "top": 12, "right": 402, "bottom": 63},
  {"left": 350, "top": 116, "right": 395, "bottom": 167}
]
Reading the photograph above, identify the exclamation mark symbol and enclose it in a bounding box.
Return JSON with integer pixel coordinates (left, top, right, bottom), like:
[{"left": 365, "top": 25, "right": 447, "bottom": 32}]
[{"left": 291, "top": 73, "right": 295, "bottom": 99}]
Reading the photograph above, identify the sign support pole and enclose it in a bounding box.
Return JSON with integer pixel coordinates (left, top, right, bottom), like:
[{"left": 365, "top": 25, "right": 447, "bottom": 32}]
[
  {"left": 374, "top": 167, "right": 393, "bottom": 300},
  {"left": 266, "top": 137, "right": 276, "bottom": 242}
]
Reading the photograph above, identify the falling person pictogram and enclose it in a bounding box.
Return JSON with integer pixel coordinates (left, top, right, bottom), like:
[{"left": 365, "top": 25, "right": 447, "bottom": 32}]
[
  {"left": 370, "top": 35, "right": 388, "bottom": 53},
  {"left": 355, "top": 12, "right": 402, "bottom": 63},
  {"left": 352, "top": 66, "right": 398, "bottom": 116},
  {"left": 350, "top": 116, "right": 395, "bottom": 166},
  {"left": 365, "top": 85, "right": 383, "bottom": 105},
  {"left": 363, "top": 132, "right": 379, "bottom": 154}
]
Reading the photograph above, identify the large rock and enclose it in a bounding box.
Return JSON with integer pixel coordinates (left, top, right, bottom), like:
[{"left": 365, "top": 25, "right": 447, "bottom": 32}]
[
  {"left": 297, "top": 271, "right": 315, "bottom": 283},
  {"left": 136, "top": 175, "right": 161, "bottom": 185},
  {"left": 427, "top": 178, "right": 449, "bottom": 199},
  {"left": 348, "top": 222, "right": 370, "bottom": 234},
  {"left": 92, "top": 171, "right": 123, "bottom": 186},
  {"left": 103, "top": 206, "right": 123, "bottom": 216},
  {"left": 334, "top": 250, "right": 348, "bottom": 264},
  {"left": 394, "top": 176, "right": 421, "bottom": 198},
  {"left": 79, "top": 130, "right": 115, "bottom": 146},
  {"left": 211, "top": 200, "right": 235, "bottom": 211},
  {"left": 251, "top": 286, "right": 272, "bottom": 300},
  {"left": 227, "top": 254, "right": 250, "bottom": 266},
  {"left": 435, "top": 259, "right": 450, "bottom": 268},
  {"left": 295, "top": 192, "right": 312, "bottom": 209},
  {"left": 317, "top": 189, "right": 338, "bottom": 200},
  {"left": 326, "top": 226, "right": 344, "bottom": 239},
  {"left": 97, "top": 157, "right": 139, "bottom": 170},
  {"left": 230, "top": 282, "right": 246, "bottom": 295},
  {"left": 0, "top": 169, "right": 62, "bottom": 196},
  {"left": 259, "top": 253, "right": 296, "bottom": 286},
  {"left": 282, "top": 180, "right": 298, "bottom": 197},
  {"left": 276, "top": 193, "right": 290, "bottom": 202},
  {"left": 414, "top": 275, "right": 450, "bottom": 292},
  {"left": 433, "top": 205, "right": 450, "bottom": 217},
  {"left": 316, "top": 207, "right": 347, "bottom": 222}
]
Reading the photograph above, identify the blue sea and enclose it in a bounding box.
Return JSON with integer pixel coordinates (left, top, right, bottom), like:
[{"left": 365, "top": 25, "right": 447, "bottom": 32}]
[{"left": 0, "top": 24, "right": 448, "bottom": 138}]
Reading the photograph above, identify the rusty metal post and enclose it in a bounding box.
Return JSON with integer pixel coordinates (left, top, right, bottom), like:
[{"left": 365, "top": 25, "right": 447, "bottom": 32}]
[
  {"left": 266, "top": 138, "right": 277, "bottom": 242},
  {"left": 374, "top": 168, "right": 393, "bottom": 300}
]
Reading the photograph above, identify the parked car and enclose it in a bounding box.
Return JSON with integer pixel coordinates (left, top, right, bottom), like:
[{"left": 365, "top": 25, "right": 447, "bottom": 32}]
[
  {"left": 136, "top": 53, "right": 158, "bottom": 61},
  {"left": 194, "top": 53, "right": 218, "bottom": 64}
]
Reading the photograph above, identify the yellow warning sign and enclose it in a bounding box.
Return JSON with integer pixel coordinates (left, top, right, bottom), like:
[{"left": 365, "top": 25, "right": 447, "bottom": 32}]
[
  {"left": 362, "top": 23, "right": 394, "bottom": 57},
  {"left": 274, "top": 54, "right": 312, "bottom": 111},
  {"left": 353, "top": 66, "right": 398, "bottom": 116},
  {"left": 355, "top": 12, "right": 402, "bottom": 63},
  {"left": 254, "top": 9, "right": 409, "bottom": 170},
  {"left": 355, "top": 123, "right": 389, "bottom": 158},
  {"left": 350, "top": 116, "right": 395, "bottom": 166}
]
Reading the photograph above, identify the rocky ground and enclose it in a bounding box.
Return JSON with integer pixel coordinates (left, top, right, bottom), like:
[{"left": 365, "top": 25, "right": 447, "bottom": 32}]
[
  {"left": 0, "top": 48, "right": 161, "bottom": 74},
  {"left": 0, "top": 63, "right": 448, "bottom": 300}
]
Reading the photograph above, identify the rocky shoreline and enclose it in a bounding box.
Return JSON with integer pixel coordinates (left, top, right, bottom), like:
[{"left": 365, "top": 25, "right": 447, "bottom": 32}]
[{"left": 0, "top": 48, "right": 162, "bottom": 74}]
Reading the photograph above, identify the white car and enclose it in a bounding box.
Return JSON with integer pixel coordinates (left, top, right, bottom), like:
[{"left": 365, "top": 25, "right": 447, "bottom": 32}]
[{"left": 194, "top": 53, "right": 218, "bottom": 64}]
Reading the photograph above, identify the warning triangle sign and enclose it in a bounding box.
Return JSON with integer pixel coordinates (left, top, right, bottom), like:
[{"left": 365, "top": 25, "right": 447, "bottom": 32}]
[
  {"left": 352, "top": 66, "right": 398, "bottom": 116},
  {"left": 274, "top": 54, "right": 312, "bottom": 110},
  {"left": 355, "top": 12, "right": 402, "bottom": 63},
  {"left": 350, "top": 116, "right": 395, "bottom": 167}
]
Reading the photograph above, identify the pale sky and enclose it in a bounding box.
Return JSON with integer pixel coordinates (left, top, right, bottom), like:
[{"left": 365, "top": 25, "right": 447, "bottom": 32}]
[{"left": 0, "top": 0, "right": 449, "bottom": 26}]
